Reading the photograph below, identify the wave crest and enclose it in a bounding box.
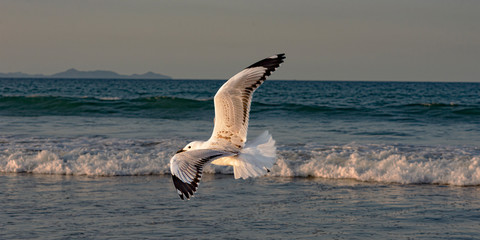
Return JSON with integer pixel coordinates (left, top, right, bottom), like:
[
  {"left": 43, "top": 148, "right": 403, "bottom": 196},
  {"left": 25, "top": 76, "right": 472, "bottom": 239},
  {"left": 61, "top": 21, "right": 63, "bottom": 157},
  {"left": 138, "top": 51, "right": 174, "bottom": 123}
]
[
  {"left": 1, "top": 95, "right": 479, "bottom": 119},
  {"left": 1, "top": 137, "right": 479, "bottom": 186},
  {"left": 272, "top": 144, "right": 480, "bottom": 186}
]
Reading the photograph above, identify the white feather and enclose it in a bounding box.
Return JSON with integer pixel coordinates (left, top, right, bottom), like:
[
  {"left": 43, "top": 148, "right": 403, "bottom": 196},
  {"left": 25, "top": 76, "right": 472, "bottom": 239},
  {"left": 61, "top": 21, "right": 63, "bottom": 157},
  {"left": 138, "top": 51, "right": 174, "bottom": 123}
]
[{"left": 211, "top": 131, "right": 276, "bottom": 179}]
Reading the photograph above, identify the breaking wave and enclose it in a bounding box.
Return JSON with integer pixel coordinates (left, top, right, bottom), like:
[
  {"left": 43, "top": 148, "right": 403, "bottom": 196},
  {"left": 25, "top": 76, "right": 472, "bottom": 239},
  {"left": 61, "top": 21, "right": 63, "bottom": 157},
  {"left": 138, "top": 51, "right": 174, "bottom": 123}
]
[
  {"left": 1, "top": 95, "right": 479, "bottom": 120},
  {"left": 273, "top": 144, "right": 480, "bottom": 186},
  {"left": 1, "top": 136, "right": 479, "bottom": 186}
]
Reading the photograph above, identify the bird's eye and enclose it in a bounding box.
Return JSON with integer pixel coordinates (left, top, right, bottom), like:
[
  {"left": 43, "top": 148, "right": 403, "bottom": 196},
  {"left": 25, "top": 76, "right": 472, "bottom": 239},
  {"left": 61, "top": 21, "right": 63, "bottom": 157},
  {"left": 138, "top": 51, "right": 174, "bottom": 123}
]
[{"left": 188, "top": 146, "right": 191, "bottom": 149}]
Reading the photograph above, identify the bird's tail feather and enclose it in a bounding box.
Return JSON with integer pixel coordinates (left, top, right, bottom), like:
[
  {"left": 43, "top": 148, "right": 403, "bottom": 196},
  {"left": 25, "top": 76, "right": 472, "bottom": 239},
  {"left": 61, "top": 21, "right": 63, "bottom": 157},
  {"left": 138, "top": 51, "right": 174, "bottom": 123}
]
[{"left": 233, "top": 131, "right": 276, "bottom": 179}]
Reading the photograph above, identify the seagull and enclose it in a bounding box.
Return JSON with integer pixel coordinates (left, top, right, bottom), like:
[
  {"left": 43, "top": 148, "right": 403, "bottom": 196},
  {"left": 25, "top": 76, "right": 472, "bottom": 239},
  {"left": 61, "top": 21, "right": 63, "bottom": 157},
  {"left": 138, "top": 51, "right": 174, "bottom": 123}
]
[{"left": 170, "top": 53, "right": 285, "bottom": 200}]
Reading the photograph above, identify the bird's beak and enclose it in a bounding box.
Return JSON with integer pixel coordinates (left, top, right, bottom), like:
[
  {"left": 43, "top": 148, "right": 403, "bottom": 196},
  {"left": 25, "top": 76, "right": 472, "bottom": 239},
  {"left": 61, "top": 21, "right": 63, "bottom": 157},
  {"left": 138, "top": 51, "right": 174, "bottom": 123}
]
[{"left": 176, "top": 148, "right": 186, "bottom": 154}]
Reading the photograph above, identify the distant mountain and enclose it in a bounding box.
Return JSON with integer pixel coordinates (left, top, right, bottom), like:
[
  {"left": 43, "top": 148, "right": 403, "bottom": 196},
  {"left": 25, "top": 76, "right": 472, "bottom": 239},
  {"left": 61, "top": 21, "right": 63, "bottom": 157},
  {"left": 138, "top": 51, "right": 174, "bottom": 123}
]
[
  {"left": 0, "top": 68, "right": 172, "bottom": 79},
  {"left": 51, "top": 68, "right": 123, "bottom": 78}
]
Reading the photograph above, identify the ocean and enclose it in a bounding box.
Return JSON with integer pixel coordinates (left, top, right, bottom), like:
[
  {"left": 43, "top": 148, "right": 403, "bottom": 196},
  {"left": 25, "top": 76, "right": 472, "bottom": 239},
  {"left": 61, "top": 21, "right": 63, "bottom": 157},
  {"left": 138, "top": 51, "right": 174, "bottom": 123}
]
[{"left": 1, "top": 78, "right": 480, "bottom": 239}]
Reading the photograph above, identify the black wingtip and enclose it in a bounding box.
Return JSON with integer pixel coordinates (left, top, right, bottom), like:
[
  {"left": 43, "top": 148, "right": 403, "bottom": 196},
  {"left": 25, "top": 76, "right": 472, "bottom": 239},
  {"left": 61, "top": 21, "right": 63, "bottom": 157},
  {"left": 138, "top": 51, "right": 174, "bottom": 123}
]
[
  {"left": 246, "top": 53, "right": 286, "bottom": 70},
  {"left": 276, "top": 53, "right": 286, "bottom": 60},
  {"left": 172, "top": 174, "right": 194, "bottom": 200}
]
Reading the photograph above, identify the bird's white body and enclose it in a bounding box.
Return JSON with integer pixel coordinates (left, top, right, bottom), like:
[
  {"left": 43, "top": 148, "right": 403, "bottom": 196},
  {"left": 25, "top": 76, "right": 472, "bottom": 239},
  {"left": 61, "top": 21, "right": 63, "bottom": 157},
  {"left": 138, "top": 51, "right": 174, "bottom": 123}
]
[
  {"left": 213, "top": 131, "right": 276, "bottom": 179},
  {"left": 170, "top": 54, "right": 285, "bottom": 200},
  {"left": 185, "top": 130, "right": 276, "bottom": 179}
]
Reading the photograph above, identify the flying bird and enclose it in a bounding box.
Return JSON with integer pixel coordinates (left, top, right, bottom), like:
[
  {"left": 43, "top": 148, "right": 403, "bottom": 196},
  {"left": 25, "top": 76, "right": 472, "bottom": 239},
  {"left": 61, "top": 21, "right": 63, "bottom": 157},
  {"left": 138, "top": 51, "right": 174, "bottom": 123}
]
[{"left": 170, "top": 54, "right": 285, "bottom": 200}]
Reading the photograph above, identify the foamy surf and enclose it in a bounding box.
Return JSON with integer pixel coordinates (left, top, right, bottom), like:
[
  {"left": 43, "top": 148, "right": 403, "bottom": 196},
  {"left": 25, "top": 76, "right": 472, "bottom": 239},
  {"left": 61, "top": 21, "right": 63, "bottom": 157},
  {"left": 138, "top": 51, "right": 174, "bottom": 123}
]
[
  {"left": 273, "top": 144, "right": 480, "bottom": 186},
  {"left": 0, "top": 137, "right": 177, "bottom": 176},
  {"left": 1, "top": 136, "right": 479, "bottom": 186}
]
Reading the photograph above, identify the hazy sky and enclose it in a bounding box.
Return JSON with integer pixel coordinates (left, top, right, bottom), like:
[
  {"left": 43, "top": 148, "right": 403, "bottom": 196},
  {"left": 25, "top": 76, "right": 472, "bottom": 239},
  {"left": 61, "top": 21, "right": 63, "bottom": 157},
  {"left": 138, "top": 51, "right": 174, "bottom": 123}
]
[{"left": 1, "top": 0, "right": 479, "bottom": 81}]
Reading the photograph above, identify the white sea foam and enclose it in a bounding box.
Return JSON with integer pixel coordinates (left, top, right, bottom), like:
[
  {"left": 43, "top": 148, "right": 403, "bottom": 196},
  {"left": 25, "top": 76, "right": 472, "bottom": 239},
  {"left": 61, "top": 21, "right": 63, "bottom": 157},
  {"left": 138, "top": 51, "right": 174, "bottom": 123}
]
[
  {"left": 1, "top": 137, "right": 479, "bottom": 186},
  {"left": 272, "top": 144, "right": 480, "bottom": 186},
  {"left": 0, "top": 137, "right": 177, "bottom": 176}
]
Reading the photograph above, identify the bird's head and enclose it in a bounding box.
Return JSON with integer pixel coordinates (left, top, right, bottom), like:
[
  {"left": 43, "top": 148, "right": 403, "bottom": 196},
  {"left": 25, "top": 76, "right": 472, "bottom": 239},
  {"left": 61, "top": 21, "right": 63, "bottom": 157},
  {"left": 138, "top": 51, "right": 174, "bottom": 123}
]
[{"left": 176, "top": 141, "right": 204, "bottom": 153}]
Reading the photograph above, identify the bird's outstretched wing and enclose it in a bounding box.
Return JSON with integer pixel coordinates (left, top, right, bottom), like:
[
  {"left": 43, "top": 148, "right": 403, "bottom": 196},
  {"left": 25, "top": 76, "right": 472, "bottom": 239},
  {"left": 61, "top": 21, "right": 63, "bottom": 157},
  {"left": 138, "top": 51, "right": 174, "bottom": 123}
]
[
  {"left": 170, "top": 149, "right": 235, "bottom": 200},
  {"left": 208, "top": 54, "right": 285, "bottom": 150}
]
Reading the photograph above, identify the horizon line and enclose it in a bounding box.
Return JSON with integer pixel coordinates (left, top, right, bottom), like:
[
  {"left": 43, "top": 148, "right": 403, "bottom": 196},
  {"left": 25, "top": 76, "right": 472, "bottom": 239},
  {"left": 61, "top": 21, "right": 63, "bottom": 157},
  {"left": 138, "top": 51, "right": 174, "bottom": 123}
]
[{"left": 1, "top": 76, "right": 479, "bottom": 83}]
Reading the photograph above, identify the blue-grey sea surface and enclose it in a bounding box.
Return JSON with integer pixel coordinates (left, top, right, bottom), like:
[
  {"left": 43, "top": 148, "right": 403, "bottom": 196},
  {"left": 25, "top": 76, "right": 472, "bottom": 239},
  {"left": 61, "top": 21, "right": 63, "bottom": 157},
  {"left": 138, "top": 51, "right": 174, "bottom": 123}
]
[{"left": 1, "top": 78, "right": 480, "bottom": 239}]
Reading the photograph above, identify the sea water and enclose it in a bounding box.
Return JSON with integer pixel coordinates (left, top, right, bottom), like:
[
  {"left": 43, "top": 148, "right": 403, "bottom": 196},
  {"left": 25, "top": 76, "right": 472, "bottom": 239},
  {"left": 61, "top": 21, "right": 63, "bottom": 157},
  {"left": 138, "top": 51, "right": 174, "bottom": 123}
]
[{"left": 1, "top": 78, "right": 480, "bottom": 239}]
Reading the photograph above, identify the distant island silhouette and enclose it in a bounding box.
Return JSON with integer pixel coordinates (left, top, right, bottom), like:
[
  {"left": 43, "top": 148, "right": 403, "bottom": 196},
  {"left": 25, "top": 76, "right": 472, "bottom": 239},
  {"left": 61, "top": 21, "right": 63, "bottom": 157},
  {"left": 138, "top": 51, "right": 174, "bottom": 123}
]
[{"left": 0, "top": 68, "right": 171, "bottom": 79}]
